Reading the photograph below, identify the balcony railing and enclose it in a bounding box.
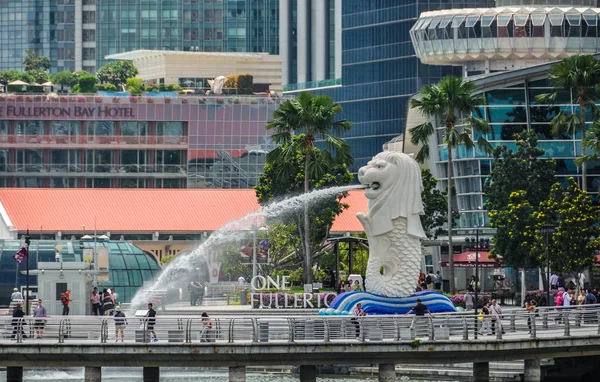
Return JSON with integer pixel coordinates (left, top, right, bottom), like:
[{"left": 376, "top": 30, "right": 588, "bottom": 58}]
[
  {"left": 0, "top": 135, "right": 188, "bottom": 145},
  {"left": 0, "top": 164, "right": 188, "bottom": 175},
  {"left": 0, "top": 94, "right": 286, "bottom": 106}
]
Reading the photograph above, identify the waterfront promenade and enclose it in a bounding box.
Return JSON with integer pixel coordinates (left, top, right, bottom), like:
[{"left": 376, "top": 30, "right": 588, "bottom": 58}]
[{"left": 1, "top": 304, "right": 600, "bottom": 382}]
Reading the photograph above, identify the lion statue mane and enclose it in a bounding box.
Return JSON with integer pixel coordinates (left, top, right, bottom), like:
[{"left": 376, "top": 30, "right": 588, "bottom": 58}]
[{"left": 357, "top": 151, "right": 427, "bottom": 297}]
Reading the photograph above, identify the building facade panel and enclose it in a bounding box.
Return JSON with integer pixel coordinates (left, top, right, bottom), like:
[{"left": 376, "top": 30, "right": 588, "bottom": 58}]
[{"left": 0, "top": 95, "right": 280, "bottom": 188}]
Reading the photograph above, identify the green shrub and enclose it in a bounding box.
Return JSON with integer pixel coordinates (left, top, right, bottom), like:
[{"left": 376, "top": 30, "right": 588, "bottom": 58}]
[
  {"left": 126, "top": 77, "right": 143, "bottom": 95},
  {"left": 78, "top": 74, "right": 98, "bottom": 93},
  {"left": 95, "top": 83, "right": 117, "bottom": 91},
  {"left": 236, "top": 74, "right": 254, "bottom": 94}
]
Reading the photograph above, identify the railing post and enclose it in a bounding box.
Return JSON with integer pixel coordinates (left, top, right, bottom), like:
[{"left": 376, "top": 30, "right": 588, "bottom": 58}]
[
  {"left": 543, "top": 310, "right": 549, "bottom": 330},
  {"left": 251, "top": 318, "right": 258, "bottom": 343},
  {"left": 462, "top": 317, "right": 469, "bottom": 340},
  {"left": 287, "top": 318, "right": 295, "bottom": 343},
  {"left": 564, "top": 312, "right": 571, "bottom": 337},
  {"left": 393, "top": 316, "right": 400, "bottom": 341},
  {"left": 228, "top": 318, "right": 235, "bottom": 343},
  {"left": 597, "top": 311, "right": 600, "bottom": 335},
  {"left": 429, "top": 317, "right": 435, "bottom": 341},
  {"left": 100, "top": 318, "right": 107, "bottom": 343},
  {"left": 184, "top": 319, "right": 192, "bottom": 343},
  {"left": 530, "top": 313, "right": 536, "bottom": 339},
  {"left": 496, "top": 320, "right": 503, "bottom": 340},
  {"left": 575, "top": 310, "right": 581, "bottom": 327},
  {"left": 509, "top": 312, "right": 516, "bottom": 332},
  {"left": 58, "top": 318, "right": 64, "bottom": 344}
]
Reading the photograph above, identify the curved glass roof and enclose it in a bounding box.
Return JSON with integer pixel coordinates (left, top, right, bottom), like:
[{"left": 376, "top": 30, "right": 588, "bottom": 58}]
[{"left": 0, "top": 240, "right": 159, "bottom": 307}]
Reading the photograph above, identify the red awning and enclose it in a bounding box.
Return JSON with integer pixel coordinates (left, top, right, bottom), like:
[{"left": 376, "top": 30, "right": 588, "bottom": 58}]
[{"left": 440, "top": 251, "right": 500, "bottom": 268}]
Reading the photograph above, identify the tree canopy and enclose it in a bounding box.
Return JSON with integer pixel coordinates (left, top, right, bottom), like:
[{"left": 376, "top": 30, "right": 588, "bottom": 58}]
[
  {"left": 420, "top": 168, "right": 452, "bottom": 239},
  {"left": 96, "top": 61, "right": 138, "bottom": 88},
  {"left": 23, "top": 49, "right": 50, "bottom": 72},
  {"left": 265, "top": 92, "right": 352, "bottom": 284},
  {"left": 410, "top": 75, "right": 491, "bottom": 293},
  {"left": 255, "top": 137, "right": 353, "bottom": 281},
  {"left": 485, "top": 131, "right": 556, "bottom": 269}
]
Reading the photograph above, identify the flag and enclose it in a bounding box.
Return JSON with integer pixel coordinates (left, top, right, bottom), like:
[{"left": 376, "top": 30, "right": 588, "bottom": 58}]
[{"left": 13, "top": 244, "right": 28, "bottom": 264}]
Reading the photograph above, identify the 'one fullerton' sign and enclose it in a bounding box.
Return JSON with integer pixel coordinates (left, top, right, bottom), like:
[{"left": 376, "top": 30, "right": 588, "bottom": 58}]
[
  {"left": 0, "top": 105, "right": 135, "bottom": 118},
  {"left": 250, "top": 275, "right": 337, "bottom": 309}
]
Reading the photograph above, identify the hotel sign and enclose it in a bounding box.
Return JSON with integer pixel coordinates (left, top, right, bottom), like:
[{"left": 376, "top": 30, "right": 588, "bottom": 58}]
[{"left": 0, "top": 105, "right": 135, "bottom": 118}]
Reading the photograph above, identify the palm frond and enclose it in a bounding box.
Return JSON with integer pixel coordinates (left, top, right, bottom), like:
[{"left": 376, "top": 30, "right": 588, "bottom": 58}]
[
  {"left": 535, "top": 92, "right": 558, "bottom": 105},
  {"left": 409, "top": 122, "right": 435, "bottom": 146},
  {"left": 414, "top": 142, "right": 431, "bottom": 163},
  {"left": 550, "top": 111, "right": 579, "bottom": 137},
  {"left": 476, "top": 135, "right": 494, "bottom": 155}
]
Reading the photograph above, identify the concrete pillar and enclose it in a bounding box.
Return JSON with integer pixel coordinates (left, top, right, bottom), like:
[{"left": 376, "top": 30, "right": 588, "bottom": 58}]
[
  {"left": 312, "top": 0, "right": 330, "bottom": 81},
  {"left": 379, "top": 364, "right": 396, "bottom": 381},
  {"left": 6, "top": 367, "right": 23, "bottom": 382},
  {"left": 229, "top": 366, "right": 246, "bottom": 382},
  {"left": 84, "top": 366, "right": 101, "bottom": 382},
  {"left": 334, "top": 0, "right": 342, "bottom": 80},
  {"left": 473, "top": 362, "right": 489, "bottom": 382},
  {"left": 279, "top": 0, "right": 292, "bottom": 85},
  {"left": 143, "top": 367, "right": 160, "bottom": 382},
  {"left": 524, "top": 359, "right": 541, "bottom": 382},
  {"left": 296, "top": 0, "right": 311, "bottom": 84},
  {"left": 299, "top": 365, "right": 317, "bottom": 382}
]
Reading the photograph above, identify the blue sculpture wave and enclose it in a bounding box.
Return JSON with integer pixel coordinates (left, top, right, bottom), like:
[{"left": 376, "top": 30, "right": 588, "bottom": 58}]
[{"left": 325, "top": 290, "right": 456, "bottom": 315}]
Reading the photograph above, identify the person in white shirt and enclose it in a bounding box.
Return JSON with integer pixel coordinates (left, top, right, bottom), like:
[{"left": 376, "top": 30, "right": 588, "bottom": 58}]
[
  {"left": 563, "top": 292, "right": 573, "bottom": 306},
  {"left": 549, "top": 273, "right": 558, "bottom": 290},
  {"left": 489, "top": 299, "right": 505, "bottom": 335},
  {"left": 10, "top": 288, "right": 23, "bottom": 301}
]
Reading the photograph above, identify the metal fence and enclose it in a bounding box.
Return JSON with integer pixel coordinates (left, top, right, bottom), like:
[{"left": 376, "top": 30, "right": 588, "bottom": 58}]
[{"left": 1, "top": 304, "right": 599, "bottom": 345}]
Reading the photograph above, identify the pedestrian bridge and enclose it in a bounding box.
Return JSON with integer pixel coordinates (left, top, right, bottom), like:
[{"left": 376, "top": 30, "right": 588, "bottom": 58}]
[{"left": 1, "top": 304, "right": 600, "bottom": 382}]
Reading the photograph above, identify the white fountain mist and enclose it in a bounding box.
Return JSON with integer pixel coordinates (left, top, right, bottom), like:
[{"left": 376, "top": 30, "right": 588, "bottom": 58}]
[{"left": 129, "top": 184, "right": 366, "bottom": 312}]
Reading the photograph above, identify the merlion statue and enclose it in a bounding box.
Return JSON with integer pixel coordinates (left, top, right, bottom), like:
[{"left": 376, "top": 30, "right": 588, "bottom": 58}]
[{"left": 357, "top": 151, "right": 426, "bottom": 297}]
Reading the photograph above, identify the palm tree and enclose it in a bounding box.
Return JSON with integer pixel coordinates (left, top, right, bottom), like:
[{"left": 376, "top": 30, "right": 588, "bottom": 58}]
[
  {"left": 266, "top": 92, "right": 352, "bottom": 284},
  {"left": 410, "top": 76, "right": 492, "bottom": 294},
  {"left": 535, "top": 54, "right": 600, "bottom": 192}
]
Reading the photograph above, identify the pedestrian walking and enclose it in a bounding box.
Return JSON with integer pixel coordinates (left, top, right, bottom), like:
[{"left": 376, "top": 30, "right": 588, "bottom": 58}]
[
  {"left": 113, "top": 306, "right": 128, "bottom": 343},
  {"left": 145, "top": 303, "right": 158, "bottom": 342},
  {"left": 10, "top": 288, "right": 23, "bottom": 301},
  {"left": 34, "top": 299, "right": 47, "bottom": 339},
  {"left": 434, "top": 271, "right": 442, "bottom": 291},
  {"left": 11, "top": 304, "right": 26, "bottom": 340},
  {"left": 352, "top": 303, "right": 366, "bottom": 338},
  {"left": 61, "top": 290, "right": 72, "bottom": 316},
  {"left": 478, "top": 302, "right": 491, "bottom": 336},
  {"left": 405, "top": 298, "right": 434, "bottom": 337},
  {"left": 90, "top": 287, "right": 100, "bottom": 316},
  {"left": 199, "top": 312, "right": 214, "bottom": 343},
  {"left": 489, "top": 299, "right": 504, "bottom": 335},
  {"left": 464, "top": 291, "right": 475, "bottom": 311}
]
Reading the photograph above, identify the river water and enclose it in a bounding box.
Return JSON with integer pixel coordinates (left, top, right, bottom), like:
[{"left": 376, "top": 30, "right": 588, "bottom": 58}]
[{"left": 0, "top": 367, "right": 459, "bottom": 381}]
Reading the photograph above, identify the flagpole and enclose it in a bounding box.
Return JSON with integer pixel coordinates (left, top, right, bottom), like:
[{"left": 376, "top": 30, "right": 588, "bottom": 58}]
[
  {"left": 25, "top": 229, "right": 30, "bottom": 315},
  {"left": 94, "top": 216, "right": 97, "bottom": 287}
]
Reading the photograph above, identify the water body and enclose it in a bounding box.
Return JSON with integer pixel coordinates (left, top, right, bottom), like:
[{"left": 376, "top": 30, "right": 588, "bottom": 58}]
[
  {"left": 0, "top": 368, "right": 457, "bottom": 381},
  {"left": 130, "top": 184, "right": 366, "bottom": 311}
]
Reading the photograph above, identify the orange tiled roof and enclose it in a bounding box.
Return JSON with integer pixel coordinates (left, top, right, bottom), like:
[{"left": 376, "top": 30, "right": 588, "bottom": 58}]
[{"left": 0, "top": 189, "right": 367, "bottom": 233}]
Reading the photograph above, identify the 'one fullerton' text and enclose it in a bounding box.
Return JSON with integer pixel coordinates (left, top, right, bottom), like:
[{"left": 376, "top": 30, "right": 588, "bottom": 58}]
[{"left": 0, "top": 106, "right": 135, "bottom": 118}]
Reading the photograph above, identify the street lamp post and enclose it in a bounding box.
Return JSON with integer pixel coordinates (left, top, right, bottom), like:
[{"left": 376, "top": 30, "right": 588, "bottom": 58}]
[
  {"left": 25, "top": 229, "right": 31, "bottom": 315},
  {"left": 541, "top": 224, "right": 556, "bottom": 306}
]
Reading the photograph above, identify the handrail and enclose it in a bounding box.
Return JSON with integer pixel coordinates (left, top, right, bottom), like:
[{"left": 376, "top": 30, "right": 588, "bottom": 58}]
[{"left": 3, "top": 303, "right": 600, "bottom": 346}]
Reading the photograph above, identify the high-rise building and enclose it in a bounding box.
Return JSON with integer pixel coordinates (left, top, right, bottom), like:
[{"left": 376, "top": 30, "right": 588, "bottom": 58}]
[
  {"left": 284, "top": 0, "right": 496, "bottom": 174},
  {"left": 405, "top": 0, "right": 600, "bottom": 231},
  {"left": 0, "top": 0, "right": 279, "bottom": 74}
]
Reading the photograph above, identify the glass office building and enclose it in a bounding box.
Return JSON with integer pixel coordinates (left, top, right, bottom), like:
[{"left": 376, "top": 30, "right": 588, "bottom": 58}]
[
  {"left": 406, "top": 0, "right": 600, "bottom": 230},
  {"left": 0, "top": 239, "right": 159, "bottom": 306},
  {"left": 285, "top": 0, "right": 495, "bottom": 174},
  {"left": 0, "top": 0, "right": 279, "bottom": 74},
  {"left": 0, "top": 94, "right": 280, "bottom": 188}
]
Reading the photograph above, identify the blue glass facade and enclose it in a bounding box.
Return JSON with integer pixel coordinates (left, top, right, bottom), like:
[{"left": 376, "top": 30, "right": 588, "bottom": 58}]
[
  {"left": 430, "top": 71, "right": 600, "bottom": 230},
  {"left": 0, "top": 239, "right": 160, "bottom": 307},
  {"left": 96, "top": 0, "right": 279, "bottom": 70},
  {"left": 286, "top": 0, "right": 495, "bottom": 174}
]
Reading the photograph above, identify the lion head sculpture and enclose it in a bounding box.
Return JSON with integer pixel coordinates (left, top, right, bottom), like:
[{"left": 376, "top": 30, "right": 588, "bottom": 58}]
[{"left": 357, "top": 151, "right": 426, "bottom": 239}]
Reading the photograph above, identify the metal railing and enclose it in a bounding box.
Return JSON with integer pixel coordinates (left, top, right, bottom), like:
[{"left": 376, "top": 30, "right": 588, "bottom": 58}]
[{"left": 2, "top": 304, "right": 600, "bottom": 345}]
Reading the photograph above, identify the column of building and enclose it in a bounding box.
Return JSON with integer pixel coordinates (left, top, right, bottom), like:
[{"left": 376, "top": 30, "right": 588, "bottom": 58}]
[{"left": 280, "top": 0, "right": 336, "bottom": 86}]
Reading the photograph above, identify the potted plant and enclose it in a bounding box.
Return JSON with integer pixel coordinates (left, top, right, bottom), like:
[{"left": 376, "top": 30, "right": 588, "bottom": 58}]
[
  {"left": 95, "top": 96, "right": 103, "bottom": 103},
  {"left": 181, "top": 98, "right": 189, "bottom": 104},
  {"left": 129, "top": 96, "right": 138, "bottom": 103},
  {"left": 164, "top": 97, "right": 172, "bottom": 104},
  {"left": 112, "top": 96, "right": 120, "bottom": 103}
]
